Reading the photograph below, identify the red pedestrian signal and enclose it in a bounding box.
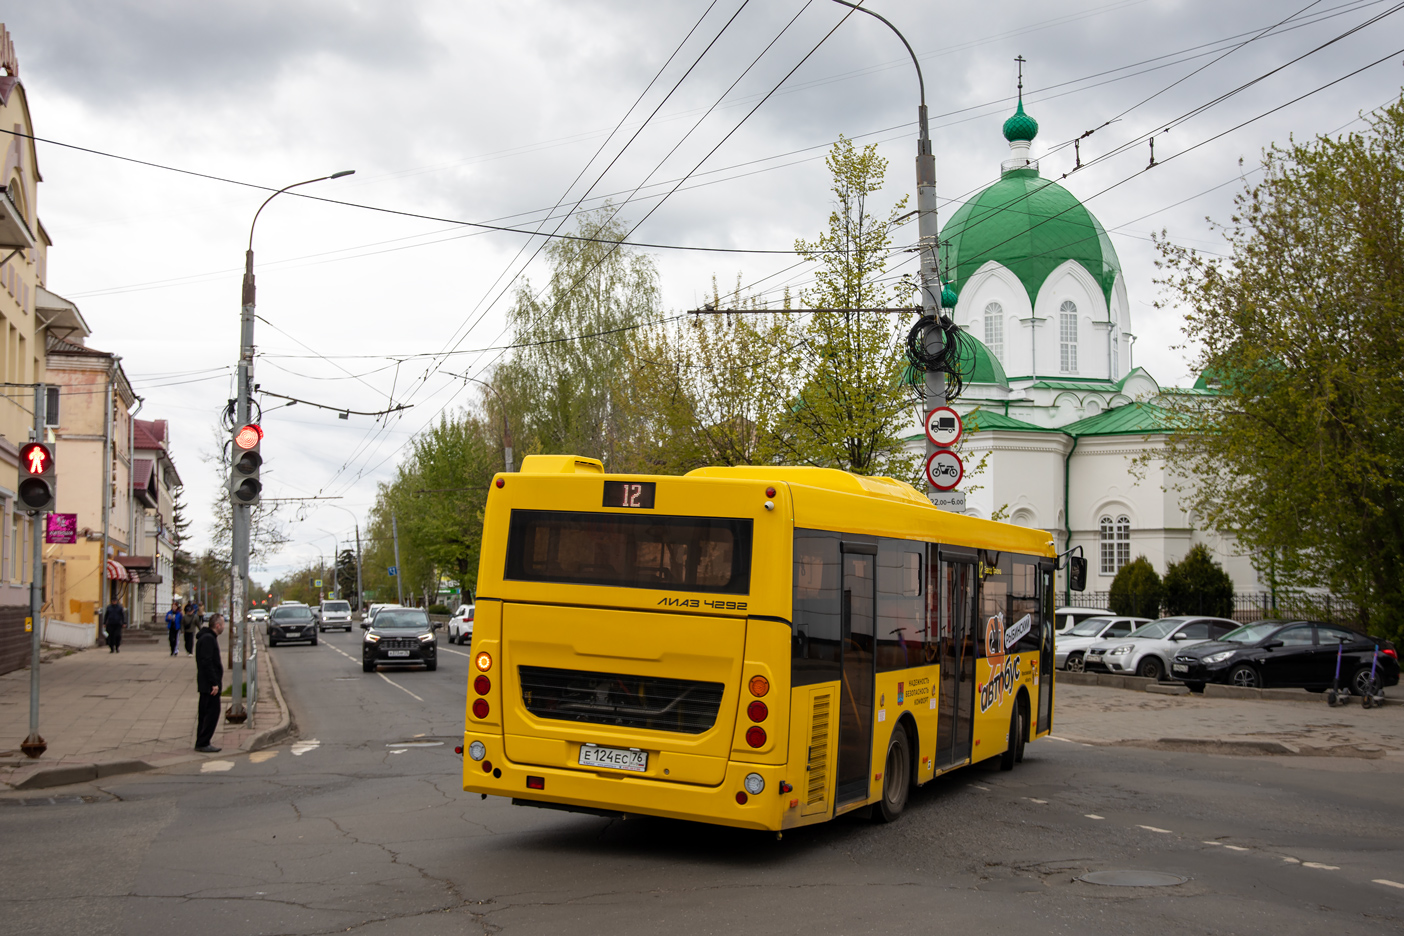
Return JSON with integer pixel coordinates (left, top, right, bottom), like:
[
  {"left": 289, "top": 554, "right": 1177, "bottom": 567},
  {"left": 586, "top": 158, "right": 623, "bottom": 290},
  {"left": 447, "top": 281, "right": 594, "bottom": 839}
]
[{"left": 17, "top": 441, "right": 56, "bottom": 512}]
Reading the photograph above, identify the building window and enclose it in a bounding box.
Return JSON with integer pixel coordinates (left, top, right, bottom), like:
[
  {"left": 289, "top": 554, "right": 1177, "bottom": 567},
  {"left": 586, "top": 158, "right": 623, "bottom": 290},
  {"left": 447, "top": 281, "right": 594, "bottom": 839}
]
[
  {"left": 1100, "top": 514, "right": 1131, "bottom": 574},
  {"left": 983, "top": 302, "right": 1004, "bottom": 359},
  {"left": 1111, "top": 333, "right": 1119, "bottom": 379},
  {"left": 45, "top": 386, "right": 59, "bottom": 427},
  {"left": 1060, "top": 300, "right": 1078, "bottom": 373}
]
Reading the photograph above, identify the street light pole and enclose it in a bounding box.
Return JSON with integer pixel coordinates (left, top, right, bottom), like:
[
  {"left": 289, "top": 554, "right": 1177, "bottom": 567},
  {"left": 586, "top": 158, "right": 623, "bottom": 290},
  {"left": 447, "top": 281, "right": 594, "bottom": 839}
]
[
  {"left": 830, "top": 1, "right": 948, "bottom": 496},
  {"left": 391, "top": 511, "right": 404, "bottom": 606},
  {"left": 229, "top": 169, "right": 353, "bottom": 724},
  {"left": 454, "top": 373, "right": 514, "bottom": 472}
]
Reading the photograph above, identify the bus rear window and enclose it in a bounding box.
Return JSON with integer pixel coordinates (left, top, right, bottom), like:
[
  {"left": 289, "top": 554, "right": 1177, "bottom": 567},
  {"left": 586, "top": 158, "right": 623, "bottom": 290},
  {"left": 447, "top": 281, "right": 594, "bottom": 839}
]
[{"left": 504, "top": 510, "right": 752, "bottom": 595}]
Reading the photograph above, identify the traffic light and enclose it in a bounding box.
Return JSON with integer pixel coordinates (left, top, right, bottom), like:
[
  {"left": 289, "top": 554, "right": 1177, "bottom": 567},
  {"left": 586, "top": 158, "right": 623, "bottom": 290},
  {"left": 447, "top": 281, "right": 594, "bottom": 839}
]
[
  {"left": 230, "top": 423, "right": 263, "bottom": 505},
  {"left": 17, "top": 441, "right": 56, "bottom": 513}
]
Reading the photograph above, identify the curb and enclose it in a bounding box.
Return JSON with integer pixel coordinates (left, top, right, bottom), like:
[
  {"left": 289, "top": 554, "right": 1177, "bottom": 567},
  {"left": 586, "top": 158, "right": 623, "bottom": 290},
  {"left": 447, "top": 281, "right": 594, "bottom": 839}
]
[
  {"left": 1058, "top": 670, "right": 1322, "bottom": 702},
  {"left": 242, "top": 635, "right": 294, "bottom": 752},
  {"left": 12, "top": 757, "right": 154, "bottom": 790}
]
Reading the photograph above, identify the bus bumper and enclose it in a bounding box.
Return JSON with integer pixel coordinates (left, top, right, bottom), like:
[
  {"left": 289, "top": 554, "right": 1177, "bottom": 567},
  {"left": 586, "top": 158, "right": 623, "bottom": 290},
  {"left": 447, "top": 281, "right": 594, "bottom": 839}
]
[{"left": 462, "top": 731, "right": 793, "bottom": 831}]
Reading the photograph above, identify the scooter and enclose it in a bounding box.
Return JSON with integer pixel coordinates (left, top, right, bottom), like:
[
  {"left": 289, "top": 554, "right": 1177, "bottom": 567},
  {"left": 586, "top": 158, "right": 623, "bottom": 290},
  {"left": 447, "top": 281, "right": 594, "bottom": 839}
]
[
  {"left": 1326, "top": 640, "right": 1351, "bottom": 707},
  {"left": 1361, "top": 646, "right": 1387, "bottom": 709}
]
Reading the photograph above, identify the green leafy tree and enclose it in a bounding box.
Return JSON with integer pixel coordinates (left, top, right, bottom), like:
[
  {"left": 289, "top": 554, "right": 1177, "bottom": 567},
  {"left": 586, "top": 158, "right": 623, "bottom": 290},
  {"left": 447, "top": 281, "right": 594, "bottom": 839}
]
[
  {"left": 496, "top": 205, "right": 661, "bottom": 467},
  {"left": 767, "top": 136, "right": 917, "bottom": 479},
  {"left": 334, "top": 549, "right": 359, "bottom": 605},
  {"left": 1155, "top": 94, "right": 1404, "bottom": 639},
  {"left": 1162, "top": 544, "right": 1235, "bottom": 617},
  {"left": 1109, "top": 556, "right": 1163, "bottom": 619}
]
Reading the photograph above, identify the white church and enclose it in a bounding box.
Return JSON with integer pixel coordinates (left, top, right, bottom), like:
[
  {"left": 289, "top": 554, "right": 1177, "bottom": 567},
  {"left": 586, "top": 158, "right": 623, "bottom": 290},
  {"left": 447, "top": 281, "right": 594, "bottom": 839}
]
[{"left": 904, "top": 95, "right": 1261, "bottom": 597}]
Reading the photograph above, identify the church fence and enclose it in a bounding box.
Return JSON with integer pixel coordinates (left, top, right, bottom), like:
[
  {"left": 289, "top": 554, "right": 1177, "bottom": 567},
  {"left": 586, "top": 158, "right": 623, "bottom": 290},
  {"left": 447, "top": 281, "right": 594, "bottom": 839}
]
[{"left": 1076, "top": 592, "right": 1363, "bottom": 626}]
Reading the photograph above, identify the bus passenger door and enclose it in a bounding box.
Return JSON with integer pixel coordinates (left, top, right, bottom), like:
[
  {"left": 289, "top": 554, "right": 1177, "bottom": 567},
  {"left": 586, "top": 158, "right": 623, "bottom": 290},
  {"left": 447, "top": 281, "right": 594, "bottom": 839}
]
[
  {"left": 835, "top": 544, "right": 876, "bottom": 808},
  {"left": 1037, "top": 566, "right": 1054, "bottom": 734},
  {"left": 935, "top": 554, "right": 977, "bottom": 770}
]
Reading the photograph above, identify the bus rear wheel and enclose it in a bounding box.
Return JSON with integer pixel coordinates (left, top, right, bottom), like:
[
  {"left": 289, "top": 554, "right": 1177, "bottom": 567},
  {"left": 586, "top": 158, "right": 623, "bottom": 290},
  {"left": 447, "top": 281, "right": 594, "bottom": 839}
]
[
  {"left": 875, "top": 727, "right": 911, "bottom": 823},
  {"left": 1000, "top": 706, "right": 1024, "bottom": 771}
]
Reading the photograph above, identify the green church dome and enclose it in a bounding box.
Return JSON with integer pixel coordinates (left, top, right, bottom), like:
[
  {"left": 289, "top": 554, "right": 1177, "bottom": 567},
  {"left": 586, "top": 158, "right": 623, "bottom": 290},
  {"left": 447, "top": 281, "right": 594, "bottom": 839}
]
[
  {"left": 940, "top": 169, "right": 1122, "bottom": 307},
  {"left": 1002, "top": 99, "right": 1038, "bottom": 142},
  {"left": 964, "top": 333, "right": 1008, "bottom": 388}
]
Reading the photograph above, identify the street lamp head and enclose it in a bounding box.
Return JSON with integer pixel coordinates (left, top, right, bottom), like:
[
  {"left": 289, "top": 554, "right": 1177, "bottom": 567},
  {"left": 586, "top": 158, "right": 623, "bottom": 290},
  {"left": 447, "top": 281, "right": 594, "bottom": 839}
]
[{"left": 330, "top": 170, "right": 356, "bottom": 179}]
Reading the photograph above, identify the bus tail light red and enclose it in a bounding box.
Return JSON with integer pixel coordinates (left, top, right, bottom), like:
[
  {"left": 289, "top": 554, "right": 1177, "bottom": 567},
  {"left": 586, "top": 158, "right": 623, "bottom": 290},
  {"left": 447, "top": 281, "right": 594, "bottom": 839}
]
[
  {"left": 747, "top": 700, "right": 768, "bottom": 722},
  {"left": 472, "top": 698, "right": 490, "bottom": 719},
  {"left": 745, "top": 726, "right": 766, "bottom": 748},
  {"left": 474, "top": 675, "right": 491, "bottom": 695}
]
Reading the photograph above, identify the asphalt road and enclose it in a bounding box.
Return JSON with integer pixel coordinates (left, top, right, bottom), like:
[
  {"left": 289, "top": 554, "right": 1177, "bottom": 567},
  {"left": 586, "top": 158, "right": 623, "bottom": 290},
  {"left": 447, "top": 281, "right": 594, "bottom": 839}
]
[{"left": 3, "top": 626, "right": 1402, "bottom": 935}]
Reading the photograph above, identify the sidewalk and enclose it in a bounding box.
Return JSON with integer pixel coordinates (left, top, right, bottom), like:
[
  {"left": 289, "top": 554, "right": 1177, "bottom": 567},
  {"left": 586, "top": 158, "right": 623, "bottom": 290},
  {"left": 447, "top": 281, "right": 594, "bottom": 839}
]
[
  {"left": 1054, "top": 681, "right": 1404, "bottom": 757},
  {"left": 0, "top": 633, "right": 289, "bottom": 790}
]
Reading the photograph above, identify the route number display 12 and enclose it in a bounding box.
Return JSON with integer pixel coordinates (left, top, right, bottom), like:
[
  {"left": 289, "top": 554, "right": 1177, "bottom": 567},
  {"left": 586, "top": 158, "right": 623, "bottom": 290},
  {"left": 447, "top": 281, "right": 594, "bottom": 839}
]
[{"left": 603, "top": 480, "right": 656, "bottom": 509}]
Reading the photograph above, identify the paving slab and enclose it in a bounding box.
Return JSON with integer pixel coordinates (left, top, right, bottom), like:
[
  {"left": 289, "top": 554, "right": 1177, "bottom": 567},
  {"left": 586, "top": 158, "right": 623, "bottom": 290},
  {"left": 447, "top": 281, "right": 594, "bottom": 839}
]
[{"left": 0, "top": 635, "right": 287, "bottom": 789}]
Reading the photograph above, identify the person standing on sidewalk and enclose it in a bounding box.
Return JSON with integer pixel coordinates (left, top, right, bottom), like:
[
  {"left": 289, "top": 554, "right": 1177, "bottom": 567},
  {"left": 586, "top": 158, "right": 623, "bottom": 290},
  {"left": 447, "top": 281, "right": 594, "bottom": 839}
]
[
  {"left": 195, "top": 613, "right": 225, "bottom": 753},
  {"left": 182, "top": 598, "right": 200, "bottom": 655},
  {"left": 102, "top": 598, "right": 126, "bottom": 653},
  {"left": 165, "top": 600, "right": 184, "bottom": 657}
]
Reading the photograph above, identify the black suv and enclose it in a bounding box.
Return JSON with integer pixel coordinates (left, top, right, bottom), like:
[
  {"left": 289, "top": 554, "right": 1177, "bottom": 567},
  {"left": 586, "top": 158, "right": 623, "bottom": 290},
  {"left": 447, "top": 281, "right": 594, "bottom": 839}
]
[
  {"left": 268, "top": 604, "right": 318, "bottom": 647},
  {"left": 362, "top": 607, "right": 438, "bottom": 672}
]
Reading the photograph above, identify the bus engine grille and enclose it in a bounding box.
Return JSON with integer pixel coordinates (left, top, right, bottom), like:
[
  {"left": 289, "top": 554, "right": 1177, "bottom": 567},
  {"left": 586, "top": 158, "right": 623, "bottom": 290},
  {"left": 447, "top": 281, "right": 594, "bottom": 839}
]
[{"left": 518, "top": 666, "right": 726, "bottom": 735}]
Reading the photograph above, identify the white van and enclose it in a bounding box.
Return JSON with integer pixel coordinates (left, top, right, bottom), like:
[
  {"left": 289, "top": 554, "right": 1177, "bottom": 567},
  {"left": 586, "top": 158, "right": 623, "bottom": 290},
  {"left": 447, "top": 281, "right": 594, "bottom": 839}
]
[{"left": 318, "top": 599, "right": 354, "bottom": 632}]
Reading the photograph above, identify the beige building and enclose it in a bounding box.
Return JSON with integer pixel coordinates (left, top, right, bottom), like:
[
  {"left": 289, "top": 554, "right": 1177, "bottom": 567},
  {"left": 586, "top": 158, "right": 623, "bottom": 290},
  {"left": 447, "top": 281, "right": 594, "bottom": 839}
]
[
  {"left": 0, "top": 26, "right": 57, "bottom": 674},
  {"left": 130, "top": 418, "right": 181, "bottom": 623},
  {"left": 41, "top": 294, "right": 137, "bottom": 638}
]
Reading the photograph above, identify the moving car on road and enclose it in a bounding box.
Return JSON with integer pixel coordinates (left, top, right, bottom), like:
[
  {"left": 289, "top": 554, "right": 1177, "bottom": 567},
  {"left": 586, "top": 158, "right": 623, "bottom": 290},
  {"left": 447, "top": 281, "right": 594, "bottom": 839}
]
[
  {"left": 1055, "top": 616, "right": 1149, "bottom": 672},
  {"left": 248, "top": 608, "right": 269, "bottom": 623},
  {"left": 1169, "top": 620, "right": 1400, "bottom": 693},
  {"left": 319, "top": 599, "right": 354, "bottom": 632},
  {"left": 1083, "top": 615, "right": 1239, "bottom": 680},
  {"left": 268, "top": 604, "right": 318, "bottom": 647},
  {"left": 447, "top": 604, "right": 475, "bottom": 645},
  {"left": 362, "top": 607, "right": 439, "bottom": 672}
]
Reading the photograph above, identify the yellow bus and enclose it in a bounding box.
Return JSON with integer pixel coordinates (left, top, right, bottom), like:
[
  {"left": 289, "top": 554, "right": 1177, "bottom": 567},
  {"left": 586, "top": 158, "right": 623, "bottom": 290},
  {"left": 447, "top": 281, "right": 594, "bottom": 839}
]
[{"left": 462, "top": 454, "right": 1057, "bottom": 831}]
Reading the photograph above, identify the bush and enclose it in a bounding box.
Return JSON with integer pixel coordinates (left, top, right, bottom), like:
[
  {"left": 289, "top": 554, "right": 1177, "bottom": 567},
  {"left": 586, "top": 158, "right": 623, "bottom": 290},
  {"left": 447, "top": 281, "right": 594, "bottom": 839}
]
[
  {"left": 1109, "top": 556, "right": 1163, "bottom": 618},
  {"left": 1162, "top": 544, "right": 1235, "bottom": 617},
  {"left": 427, "top": 604, "right": 450, "bottom": 615}
]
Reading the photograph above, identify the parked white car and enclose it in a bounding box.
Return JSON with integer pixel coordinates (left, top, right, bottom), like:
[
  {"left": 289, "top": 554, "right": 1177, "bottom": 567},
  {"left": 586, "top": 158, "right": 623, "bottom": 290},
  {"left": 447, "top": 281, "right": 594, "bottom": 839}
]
[
  {"left": 1083, "top": 615, "right": 1239, "bottom": 681},
  {"left": 447, "top": 604, "right": 475, "bottom": 646},
  {"left": 1054, "top": 606, "right": 1113, "bottom": 634},
  {"left": 1055, "top": 616, "right": 1150, "bottom": 672}
]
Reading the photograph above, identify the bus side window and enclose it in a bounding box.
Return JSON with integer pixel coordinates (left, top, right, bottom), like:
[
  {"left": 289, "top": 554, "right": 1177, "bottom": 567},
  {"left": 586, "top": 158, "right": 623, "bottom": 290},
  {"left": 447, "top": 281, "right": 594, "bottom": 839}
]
[
  {"left": 1007, "top": 559, "right": 1042, "bottom": 654},
  {"left": 979, "top": 553, "right": 1009, "bottom": 658},
  {"left": 877, "top": 540, "right": 925, "bottom": 671},
  {"left": 792, "top": 530, "right": 842, "bottom": 686}
]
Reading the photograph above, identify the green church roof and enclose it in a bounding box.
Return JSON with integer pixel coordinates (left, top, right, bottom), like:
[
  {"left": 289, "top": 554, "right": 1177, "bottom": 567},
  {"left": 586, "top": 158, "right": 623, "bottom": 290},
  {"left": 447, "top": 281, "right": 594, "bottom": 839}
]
[
  {"left": 1002, "top": 99, "right": 1038, "bottom": 142},
  {"left": 1060, "top": 401, "right": 1174, "bottom": 437},
  {"left": 965, "top": 409, "right": 1042, "bottom": 432},
  {"left": 962, "top": 333, "right": 1008, "bottom": 387},
  {"left": 940, "top": 170, "right": 1122, "bottom": 308}
]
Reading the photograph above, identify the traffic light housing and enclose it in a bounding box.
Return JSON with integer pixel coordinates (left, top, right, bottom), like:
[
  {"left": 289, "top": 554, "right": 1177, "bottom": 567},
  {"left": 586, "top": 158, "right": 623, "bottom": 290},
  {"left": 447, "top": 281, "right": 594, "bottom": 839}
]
[
  {"left": 17, "top": 441, "right": 56, "bottom": 513},
  {"left": 230, "top": 423, "right": 263, "bottom": 505}
]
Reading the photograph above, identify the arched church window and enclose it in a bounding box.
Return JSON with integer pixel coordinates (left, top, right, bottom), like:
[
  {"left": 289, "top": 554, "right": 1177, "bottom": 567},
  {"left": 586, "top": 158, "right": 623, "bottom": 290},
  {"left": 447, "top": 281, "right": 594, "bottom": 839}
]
[
  {"left": 1100, "top": 514, "right": 1131, "bottom": 574},
  {"left": 983, "top": 302, "right": 1003, "bottom": 359},
  {"left": 1060, "top": 300, "right": 1078, "bottom": 373},
  {"left": 1111, "top": 333, "right": 1119, "bottom": 379}
]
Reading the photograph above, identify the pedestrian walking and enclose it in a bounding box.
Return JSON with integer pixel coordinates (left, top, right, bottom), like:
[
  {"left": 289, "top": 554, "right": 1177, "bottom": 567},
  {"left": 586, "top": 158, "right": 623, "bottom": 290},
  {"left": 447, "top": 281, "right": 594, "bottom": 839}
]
[
  {"left": 182, "top": 598, "right": 199, "bottom": 655},
  {"left": 164, "top": 600, "right": 183, "bottom": 656},
  {"left": 195, "top": 613, "right": 225, "bottom": 753},
  {"left": 102, "top": 599, "right": 126, "bottom": 653}
]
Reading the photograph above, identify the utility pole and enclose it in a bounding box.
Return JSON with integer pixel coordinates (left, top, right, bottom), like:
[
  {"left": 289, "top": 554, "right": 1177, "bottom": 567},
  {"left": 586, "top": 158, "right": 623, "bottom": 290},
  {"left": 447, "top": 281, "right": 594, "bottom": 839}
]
[
  {"left": 20, "top": 385, "right": 48, "bottom": 758},
  {"left": 354, "top": 523, "right": 364, "bottom": 613},
  {"left": 391, "top": 511, "right": 404, "bottom": 606}
]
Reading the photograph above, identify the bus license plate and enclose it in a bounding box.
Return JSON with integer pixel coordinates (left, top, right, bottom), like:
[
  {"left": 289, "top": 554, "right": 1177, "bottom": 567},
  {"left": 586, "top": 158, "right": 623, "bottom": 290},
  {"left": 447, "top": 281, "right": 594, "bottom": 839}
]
[
  {"left": 387, "top": 650, "right": 410, "bottom": 657},
  {"left": 579, "top": 744, "right": 647, "bottom": 772}
]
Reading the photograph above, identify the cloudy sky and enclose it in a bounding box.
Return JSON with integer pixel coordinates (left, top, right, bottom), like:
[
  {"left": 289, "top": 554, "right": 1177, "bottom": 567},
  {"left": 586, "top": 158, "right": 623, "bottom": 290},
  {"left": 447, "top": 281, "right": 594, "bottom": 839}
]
[{"left": 6, "top": 0, "right": 1401, "bottom": 580}]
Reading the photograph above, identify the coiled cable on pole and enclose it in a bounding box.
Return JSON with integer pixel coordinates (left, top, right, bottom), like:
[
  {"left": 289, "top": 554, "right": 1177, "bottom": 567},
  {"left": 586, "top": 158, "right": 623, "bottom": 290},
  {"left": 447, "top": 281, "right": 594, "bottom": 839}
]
[{"left": 905, "top": 314, "right": 975, "bottom": 402}]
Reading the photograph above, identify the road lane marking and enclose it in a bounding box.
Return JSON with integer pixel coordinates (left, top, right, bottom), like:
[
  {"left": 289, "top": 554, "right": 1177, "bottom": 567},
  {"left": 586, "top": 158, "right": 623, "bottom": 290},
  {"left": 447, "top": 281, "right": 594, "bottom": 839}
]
[
  {"left": 291, "top": 740, "right": 321, "bottom": 756},
  {"left": 1138, "top": 825, "right": 1172, "bottom": 834},
  {"left": 249, "top": 751, "right": 277, "bottom": 763},
  {"left": 1085, "top": 814, "right": 1104, "bottom": 820},
  {"left": 324, "top": 643, "right": 357, "bottom": 662},
  {"left": 1224, "top": 845, "right": 1250, "bottom": 852},
  {"left": 969, "top": 784, "right": 990, "bottom": 791},
  {"left": 378, "top": 673, "right": 425, "bottom": 702},
  {"left": 1374, "top": 879, "right": 1404, "bottom": 889},
  {"left": 1302, "top": 862, "right": 1339, "bottom": 870},
  {"left": 201, "top": 760, "right": 234, "bottom": 773},
  {"left": 440, "top": 646, "right": 472, "bottom": 658},
  {"left": 1282, "top": 857, "right": 1300, "bottom": 864},
  {"left": 1026, "top": 798, "right": 1048, "bottom": 804}
]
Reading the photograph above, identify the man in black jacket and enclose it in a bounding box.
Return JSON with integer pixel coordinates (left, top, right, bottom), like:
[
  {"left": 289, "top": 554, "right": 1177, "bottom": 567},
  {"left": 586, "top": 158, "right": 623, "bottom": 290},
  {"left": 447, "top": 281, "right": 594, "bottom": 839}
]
[
  {"left": 102, "top": 599, "right": 125, "bottom": 653},
  {"left": 194, "top": 614, "right": 225, "bottom": 753}
]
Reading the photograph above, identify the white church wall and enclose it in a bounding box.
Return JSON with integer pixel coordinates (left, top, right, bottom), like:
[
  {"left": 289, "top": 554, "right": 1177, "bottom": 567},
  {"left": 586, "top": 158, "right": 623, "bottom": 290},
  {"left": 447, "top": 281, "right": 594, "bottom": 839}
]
[
  {"left": 1034, "top": 261, "right": 1106, "bottom": 379},
  {"left": 957, "top": 262, "right": 1031, "bottom": 377},
  {"left": 1110, "top": 273, "right": 1130, "bottom": 381}
]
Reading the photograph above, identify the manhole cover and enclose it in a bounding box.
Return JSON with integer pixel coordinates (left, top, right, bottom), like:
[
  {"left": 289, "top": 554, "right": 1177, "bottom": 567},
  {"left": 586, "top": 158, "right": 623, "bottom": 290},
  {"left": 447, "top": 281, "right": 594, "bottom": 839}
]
[
  {"left": 1080, "top": 871, "right": 1187, "bottom": 887},
  {"left": 385, "top": 740, "right": 444, "bottom": 748}
]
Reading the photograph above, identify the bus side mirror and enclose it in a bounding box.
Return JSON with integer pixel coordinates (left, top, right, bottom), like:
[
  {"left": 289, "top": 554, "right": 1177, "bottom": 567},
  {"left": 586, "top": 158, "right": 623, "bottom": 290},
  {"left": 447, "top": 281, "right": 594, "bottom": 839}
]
[{"left": 1069, "top": 556, "right": 1087, "bottom": 592}]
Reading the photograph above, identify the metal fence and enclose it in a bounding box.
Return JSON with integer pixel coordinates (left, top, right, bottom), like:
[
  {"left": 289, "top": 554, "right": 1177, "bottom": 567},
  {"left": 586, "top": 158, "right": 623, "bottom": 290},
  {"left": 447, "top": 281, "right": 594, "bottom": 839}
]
[{"left": 1074, "top": 592, "right": 1362, "bottom": 625}]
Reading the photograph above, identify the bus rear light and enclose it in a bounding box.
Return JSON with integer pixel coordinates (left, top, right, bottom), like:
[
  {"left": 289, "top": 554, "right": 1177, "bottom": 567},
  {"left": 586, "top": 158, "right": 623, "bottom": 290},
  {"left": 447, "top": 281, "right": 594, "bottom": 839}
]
[
  {"left": 745, "top": 726, "right": 766, "bottom": 748},
  {"left": 526, "top": 776, "right": 545, "bottom": 790},
  {"left": 779, "top": 781, "right": 793, "bottom": 794},
  {"left": 474, "top": 675, "right": 491, "bottom": 695},
  {"left": 472, "top": 698, "right": 490, "bottom": 719},
  {"left": 744, "top": 773, "right": 765, "bottom": 795},
  {"left": 468, "top": 741, "right": 486, "bottom": 761},
  {"left": 735, "top": 791, "right": 748, "bottom": 805},
  {"left": 748, "top": 675, "right": 769, "bottom": 697},
  {"left": 765, "top": 487, "right": 776, "bottom": 498},
  {"left": 495, "top": 478, "right": 504, "bottom": 488},
  {"left": 482, "top": 761, "right": 493, "bottom": 773},
  {"left": 747, "top": 700, "right": 768, "bottom": 722},
  {"left": 476, "top": 652, "right": 493, "bottom": 672}
]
